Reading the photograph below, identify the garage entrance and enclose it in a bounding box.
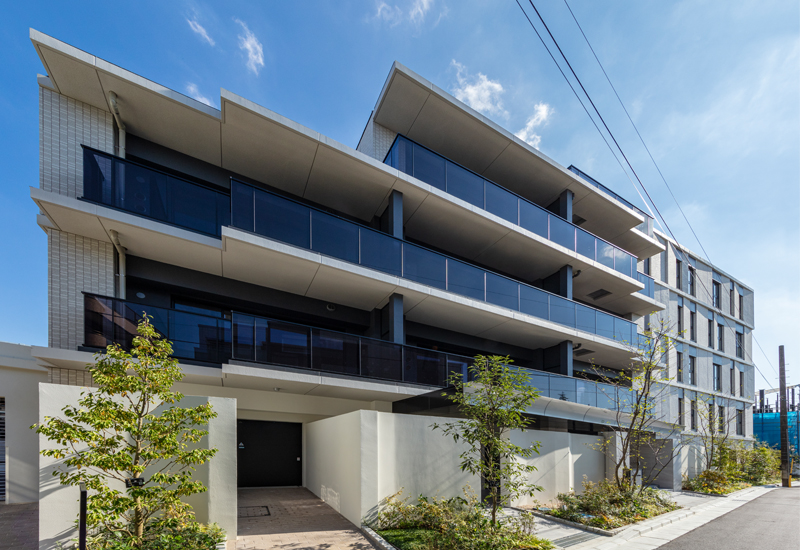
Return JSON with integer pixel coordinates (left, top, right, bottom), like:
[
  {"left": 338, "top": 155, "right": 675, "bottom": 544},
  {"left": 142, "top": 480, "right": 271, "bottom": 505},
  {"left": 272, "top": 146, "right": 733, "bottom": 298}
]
[{"left": 237, "top": 420, "right": 302, "bottom": 487}]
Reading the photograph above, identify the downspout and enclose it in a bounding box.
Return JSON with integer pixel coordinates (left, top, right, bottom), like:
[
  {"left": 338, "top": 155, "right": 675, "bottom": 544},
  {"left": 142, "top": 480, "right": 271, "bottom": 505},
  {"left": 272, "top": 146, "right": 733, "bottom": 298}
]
[
  {"left": 108, "top": 91, "right": 126, "bottom": 159},
  {"left": 109, "top": 230, "right": 126, "bottom": 300}
]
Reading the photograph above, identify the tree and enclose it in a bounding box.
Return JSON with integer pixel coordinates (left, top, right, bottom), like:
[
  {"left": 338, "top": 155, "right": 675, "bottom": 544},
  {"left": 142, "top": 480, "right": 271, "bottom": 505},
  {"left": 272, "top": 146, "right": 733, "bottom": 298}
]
[
  {"left": 34, "top": 316, "right": 218, "bottom": 548},
  {"left": 692, "top": 394, "right": 739, "bottom": 471},
  {"left": 432, "top": 355, "right": 541, "bottom": 526},
  {"left": 592, "top": 319, "right": 682, "bottom": 494}
]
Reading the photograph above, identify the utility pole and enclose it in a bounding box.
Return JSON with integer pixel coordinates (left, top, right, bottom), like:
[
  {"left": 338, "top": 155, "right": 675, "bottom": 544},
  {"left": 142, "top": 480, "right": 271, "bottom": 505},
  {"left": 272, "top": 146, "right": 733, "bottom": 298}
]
[{"left": 779, "top": 346, "right": 790, "bottom": 487}]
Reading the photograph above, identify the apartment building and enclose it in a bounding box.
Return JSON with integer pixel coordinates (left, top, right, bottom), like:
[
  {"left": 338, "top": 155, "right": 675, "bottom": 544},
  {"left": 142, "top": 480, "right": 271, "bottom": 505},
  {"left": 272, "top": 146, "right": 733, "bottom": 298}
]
[{"left": 0, "top": 29, "right": 754, "bottom": 544}]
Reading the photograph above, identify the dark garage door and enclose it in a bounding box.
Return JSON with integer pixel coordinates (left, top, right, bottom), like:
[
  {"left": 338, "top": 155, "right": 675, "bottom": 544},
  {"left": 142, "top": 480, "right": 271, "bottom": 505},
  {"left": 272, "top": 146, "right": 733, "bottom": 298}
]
[{"left": 237, "top": 420, "right": 302, "bottom": 487}]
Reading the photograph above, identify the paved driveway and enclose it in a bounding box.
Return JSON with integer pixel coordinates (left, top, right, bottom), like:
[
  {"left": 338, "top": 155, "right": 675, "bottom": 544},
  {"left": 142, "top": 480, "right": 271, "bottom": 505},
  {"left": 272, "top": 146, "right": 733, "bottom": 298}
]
[
  {"left": 0, "top": 502, "right": 38, "bottom": 550},
  {"left": 234, "top": 487, "right": 375, "bottom": 550}
]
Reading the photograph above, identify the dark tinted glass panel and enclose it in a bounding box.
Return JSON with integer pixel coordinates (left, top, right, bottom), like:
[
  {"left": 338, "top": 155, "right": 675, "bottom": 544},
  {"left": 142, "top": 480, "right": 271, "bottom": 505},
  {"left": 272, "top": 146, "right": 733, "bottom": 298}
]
[
  {"left": 447, "top": 260, "right": 485, "bottom": 300},
  {"left": 83, "top": 150, "right": 113, "bottom": 203},
  {"left": 576, "top": 304, "right": 596, "bottom": 334},
  {"left": 311, "top": 211, "right": 359, "bottom": 263},
  {"left": 520, "top": 286, "right": 548, "bottom": 319},
  {"left": 392, "top": 137, "right": 413, "bottom": 175},
  {"left": 254, "top": 191, "right": 310, "bottom": 248},
  {"left": 485, "top": 182, "right": 518, "bottom": 224},
  {"left": 311, "top": 329, "right": 359, "bottom": 375},
  {"left": 170, "top": 178, "right": 219, "bottom": 236},
  {"left": 267, "top": 322, "right": 310, "bottom": 369},
  {"left": 597, "top": 383, "right": 616, "bottom": 410},
  {"left": 576, "top": 228, "right": 596, "bottom": 260},
  {"left": 446, "top": 163, "right": 484, "bottom": 207},
  {"left": 404, "top": 349, "right": 446, "bottom": 386},
  {"left": 576, "top": 380, "right": 597, "bottom": 407},
  {"left": 413, "top": 144, "right": 446, "bottom": 190},
  {"left": 519, "top": 201, "right": 548, "bottom": 238},
  {"left": 122, "top": 162, "right": 169, "bottom": 220},
  {"left": 231, "top": 182, "right": 254, "bottom": 232},
  {"left": 614, "top": 249, "right": 633, "bottom": 277},
  {"left": 254, "top": 318, "right": 269, "bottom": 364},
  {"left": 597, "top": 240, "right": 615, "bottom": 270},
  {"left": 597, "top": 312, "right": 615, "bottom": 339},
  {"left": 360, "top": 339, "right": 403, "bottom": 381},
  {"left": 170, "top": 311, "right": 222, "bottom": 363},
  {"left": 550, "top": 295, "right": 575, "bottom": 327},
  {"left": 550, "top": 376, "right": 576, "bottom": 402},
  {"left": 446, "top": 356, "right": 471, "bottom": 384},
  {"left": 232, "top": 313, "right": 255, "bottom": 361},
  {"left": 549, "top": 215, "right": 575, "bottom": 250},
  {"left": 486, "top": 273, "right": 518, "bottom": 310},
  {"left": 360, "top": 230, "right": 402, "bottom": 276},
  {"left": 84, "top": 295, "right": 114, "bottom": 348},
  {"left": 403, "top": 244, "right": 446, "bottom": 289}
]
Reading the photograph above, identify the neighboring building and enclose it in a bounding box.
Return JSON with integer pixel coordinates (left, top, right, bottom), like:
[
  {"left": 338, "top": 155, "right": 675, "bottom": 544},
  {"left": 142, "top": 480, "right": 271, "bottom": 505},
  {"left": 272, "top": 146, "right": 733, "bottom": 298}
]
[{"left": 0, "top": 29, "right": 754, "bottom": 544}]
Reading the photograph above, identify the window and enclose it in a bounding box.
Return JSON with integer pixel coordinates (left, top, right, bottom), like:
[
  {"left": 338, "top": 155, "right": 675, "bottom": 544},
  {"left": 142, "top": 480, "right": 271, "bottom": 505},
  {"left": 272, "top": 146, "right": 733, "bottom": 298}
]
[
  {"left": 730, "top": 367, "right": 736, "bottom": 395},
  {"left": 644, "top": 257, "right": 651, "bottom": 276},
  {"left": 709, "top": 403, "right": 715, "bottom": 432},
  {"left": 677, "top": 351, "right": 684, "bottom": 382},
  {"left": 678, "top": 398, "right": 684, "bottom": 426},
  {"left": 691, "top": 400, "right": 697, "bottom": 430},
  {"left": 739, "top": 370, "right": 744, "bottom": 397},
  {"left": 736, "top": 410, "right": 743, "bottom": 435},
  {"left": 718, "top": 405, "right": 725, "bottom": 433},
  {"left": 708, "top": 318, "right": 714, "bottom": 347},
  {"left": 676, "top": 259, "right": 683, "bottom": 291},
  {"left": 677, "top": 305, "right": 684, "bottom": 336},
  {"left": 713, "top": 281, "right": 721, "bottom": 308},
  {"left": 717, "top": 323, "right": 725, "bottom": 352},
  {"left": 688, "top": 266, "right": 696, "bottom": 296},
  {"left": 690, "top": 311, "right": 696, "bottom": 342},
  {"left": 738, "top": 294, "right": 744, "bottom": 320},
  {"left": 689, "top": 356, "right": 696, "bottom": 385},
  {"left": 714, "top": 364, "right": 722, "bottom": 391},
  {"left": 730, "top": 288, "right": 735, "bottom": 316},
  {"left": 736, "top": 331, "right": 744, "bottom": 359}
]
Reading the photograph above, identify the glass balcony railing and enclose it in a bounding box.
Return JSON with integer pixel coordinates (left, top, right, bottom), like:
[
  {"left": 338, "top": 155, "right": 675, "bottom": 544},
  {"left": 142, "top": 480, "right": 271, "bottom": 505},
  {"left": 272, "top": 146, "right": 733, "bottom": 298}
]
[
  {"left": 82, "top": 147, "right": 231, "bottom": 237},
  {"left": 231, "top": 180, "right": 639, "bottom": 346},
  {"left": 84, "top": 294, "right": 636, "bottom": 412},
  {"left": 637, "top": 271, "right": 655, "bottom": 299},
  {"left": 384, "top": 135, "right": 637, "bottom": 278}
]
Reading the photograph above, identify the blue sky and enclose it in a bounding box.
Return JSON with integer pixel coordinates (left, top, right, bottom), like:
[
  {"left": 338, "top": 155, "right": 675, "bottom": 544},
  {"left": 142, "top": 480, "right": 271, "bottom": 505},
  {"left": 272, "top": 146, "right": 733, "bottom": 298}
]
[{"left": 0, "top": 1, "right": 797, "bottom": 390}]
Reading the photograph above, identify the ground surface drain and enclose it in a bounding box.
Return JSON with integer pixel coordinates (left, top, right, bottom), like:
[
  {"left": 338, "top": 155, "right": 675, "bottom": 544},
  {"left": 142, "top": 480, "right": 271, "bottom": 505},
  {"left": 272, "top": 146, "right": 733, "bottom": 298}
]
[
  {"left": 551, "top": 531, "right": 602, "bottom": 548},
  {"left": 238, "top": 506, "right": 271, "bottom": 518}
]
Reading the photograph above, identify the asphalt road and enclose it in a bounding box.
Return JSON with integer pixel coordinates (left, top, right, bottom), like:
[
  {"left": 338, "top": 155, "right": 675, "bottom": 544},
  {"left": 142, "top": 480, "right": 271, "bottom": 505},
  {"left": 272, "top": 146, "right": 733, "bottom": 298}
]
[{"left": 659, "top": 486, "right": 800, "bottom": 550}]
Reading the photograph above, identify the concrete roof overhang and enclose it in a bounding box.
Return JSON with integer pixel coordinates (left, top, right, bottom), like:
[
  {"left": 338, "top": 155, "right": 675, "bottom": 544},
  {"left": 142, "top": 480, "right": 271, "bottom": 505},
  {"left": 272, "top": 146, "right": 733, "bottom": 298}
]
[{"left": 371, "top": 62, "right": 665, "bottom": 259}]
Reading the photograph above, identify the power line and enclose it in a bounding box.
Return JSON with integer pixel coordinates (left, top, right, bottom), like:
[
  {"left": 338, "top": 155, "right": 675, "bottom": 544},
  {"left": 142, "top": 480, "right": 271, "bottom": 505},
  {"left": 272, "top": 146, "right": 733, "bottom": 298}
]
[{"left": 513, "top": 0, "right": 776, "bottom": 388}]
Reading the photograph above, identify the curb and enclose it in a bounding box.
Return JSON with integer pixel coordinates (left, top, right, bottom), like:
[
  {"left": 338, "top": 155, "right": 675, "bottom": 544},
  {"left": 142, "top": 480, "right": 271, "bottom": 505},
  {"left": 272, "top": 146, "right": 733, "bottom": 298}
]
[
  {"left": 361, "top": 525, "right": 399, "bottom": 550},
  {"left": 510, "top": 507, "right": 621, "bottom": 537}
]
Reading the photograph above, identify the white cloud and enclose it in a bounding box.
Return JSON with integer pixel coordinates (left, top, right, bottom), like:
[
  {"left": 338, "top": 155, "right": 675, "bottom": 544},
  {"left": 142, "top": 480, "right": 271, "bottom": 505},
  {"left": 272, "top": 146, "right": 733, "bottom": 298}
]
[
  {"left": 409, "top": 0, "right": 433, "bottom": 25},
  {"left": 234, "top": 19, "right": 264, "bottom": 76},
  {"left": 371, "top": 0, "right": 444, "bottom": 28},
  {"left": 187, "top": 17, "right": 215, "bottom": 46},
  {"left": 375, "top": 2, "right": 403, "bottom": 26},
  {"left": 515, "top": 103, "right": 552, "bottom": 149},
  {"left": 186, "top": 83, "right": 213, "bottom": 107},
  {"left": 451, "top": 60, "right": 508, "bottom": 118}
]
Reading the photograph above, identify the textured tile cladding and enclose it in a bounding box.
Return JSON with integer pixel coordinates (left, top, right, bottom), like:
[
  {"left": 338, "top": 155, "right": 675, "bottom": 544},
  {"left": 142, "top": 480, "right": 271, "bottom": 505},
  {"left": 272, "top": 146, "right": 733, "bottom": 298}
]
[
  {"left": 373, "top": 122, "right": 396, "bottom": 162},
  {"left": 40, "top": 86, "right": 114, "bottom": 197},
  {"left": 48, "top": 230, "right": 115, "bottom": 349}
]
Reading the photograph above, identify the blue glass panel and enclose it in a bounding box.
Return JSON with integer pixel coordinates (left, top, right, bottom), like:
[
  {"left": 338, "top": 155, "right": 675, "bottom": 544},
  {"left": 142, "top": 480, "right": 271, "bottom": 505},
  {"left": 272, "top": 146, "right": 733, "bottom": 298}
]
[
  {"left": 485, "top": 182, "right": 518, "bottom": 223},
  {"left": 267, "top": 322, "right": 310, "bottom": 369},
  {"left": 311, "top": 328, "right": 360, "bottom": 375},
  {"left": 446, "top": 162, "right": 484, "bottom": 207},
  {"left": 597, "top": 312, "right": 615, "bottom": 339},
  {"left": 447, "top": 259, "right": 485, "bottom": 300},
  {"left": 169, "top": 178, "right": 219, "bottom": 236},
  {"left": 618, "top": 387, "right": 635, "bottom": 413},
  {"left": 615, "top": 318, "right": 633, "bottom": 344},
  {"left": 403, "top": 244, "right": 447, "bottom": 289},
  {"left": 519, "top": 200, "right": 548, "bottom": 238},
  {"left": 550, "top": 376, "right": 577, "bottom": 402},
  {"left": 614, "top": 248, "right": 633, "bottom": 277},
  {"left": 597, "top": 383, "right": 617, "bottom": 410},
  {"left": 549, "top": 215, "right": 575, "bottom": 250},
  {"left": 231, "top": 182, "right": 254, "bottom": 232},
  {"left": 486, "top": 273, "right": 519, "bottom": 310},
  {"left": 413, "top": 144, "right": 446, "bottom": 190},
  {"left": 404, "top": 348, "right": 447, "bottom": 386},
  {"left": 520, "top": 286, "right": 549, "bottom": 319},
  {"left": 360, "top": 339, "right": 403, "bottom": 381},
  {"left": 254, "top": 318, "right": 269, "bottom": 364},
  {"left": 576, "top": 304, "right": 596, "bottom": 334},
  {"left": 576, "top": 228, "right": 596, "bottom": 260},
  {"left": 527, "top": 372, "right": 551, "bottom": 395},
  {"left": 577, "top": 380, "right": 597, "bottom": 407},
  {"left": 311, "top": 210, "right": 359, "bottom": 263},
  {"left": 597, "top": 240, "right": 615, "bottom": 270},
  {"left": 446, "top": 355, "right": 471, "bottom": 384},
  {"left": 232, "top": 313, "right": 255, "bottom": 361},
  {"left": 83, "top": 150, "right": 112, "bottom": 204},
  {"left": 393, "top": 137, "right": 414, "bottom": 175},
  {"left": 254, "top": 191, "right": 310, "bottom": 249},
  {"left": 550, "top": 295, "right": 576, "bottom": 327},
  {"left": 360, "top": 229, "right": 402, "bottom": 276}
]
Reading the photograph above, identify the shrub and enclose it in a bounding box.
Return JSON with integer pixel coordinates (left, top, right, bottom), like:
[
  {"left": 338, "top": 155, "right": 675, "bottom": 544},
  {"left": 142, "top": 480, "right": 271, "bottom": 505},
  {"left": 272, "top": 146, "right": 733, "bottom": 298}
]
[
  {"left": 682, "top": 470, "right": 739, "bottom": 495},
  {"left": 60, "top": 521, "right": 225, "bottom": 550}
]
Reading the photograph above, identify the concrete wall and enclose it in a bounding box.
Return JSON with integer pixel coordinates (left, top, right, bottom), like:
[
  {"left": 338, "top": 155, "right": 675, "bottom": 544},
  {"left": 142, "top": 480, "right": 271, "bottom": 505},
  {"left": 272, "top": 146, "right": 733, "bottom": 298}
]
[
  {"left": 38, "top": 384, "right": 236, "bottom": 549},
  {"left": 0, "top": 344, "right": 49, "bottom": 504}
]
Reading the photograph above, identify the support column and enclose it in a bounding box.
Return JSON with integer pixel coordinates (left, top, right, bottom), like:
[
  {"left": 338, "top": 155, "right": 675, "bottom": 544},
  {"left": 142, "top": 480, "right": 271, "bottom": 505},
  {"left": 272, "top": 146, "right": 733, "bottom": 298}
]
[
  {"left": 381, "top": 293, "right": 404, "bottom": 345},
  {"left": 542, "top": 340, "right": 573, "bottom": 377},
  {"left": 383, "top": 190, "right": 403, "bottom": 239},
  {"left": 542, "top": 265, "right": 573, "bottom": 300},
  {"left": 547, "top": 190, "right": 573, "bottom": 221}
]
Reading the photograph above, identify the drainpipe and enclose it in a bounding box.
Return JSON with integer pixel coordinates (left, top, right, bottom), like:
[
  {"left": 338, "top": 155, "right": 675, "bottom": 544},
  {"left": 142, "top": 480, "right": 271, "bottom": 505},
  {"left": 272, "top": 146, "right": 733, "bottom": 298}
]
[
  {"left": 109, "top": 230, "right": 126, "bottom": 300},
  {"left": 108, "top": 92, "right": 126, "bottom": 159}
]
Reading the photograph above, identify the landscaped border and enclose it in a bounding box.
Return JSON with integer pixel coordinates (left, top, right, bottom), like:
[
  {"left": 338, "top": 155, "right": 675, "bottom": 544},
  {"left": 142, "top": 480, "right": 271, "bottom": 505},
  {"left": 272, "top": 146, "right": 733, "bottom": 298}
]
[{"left": 361, "top": 525, "right": 400, "bottom": 550}]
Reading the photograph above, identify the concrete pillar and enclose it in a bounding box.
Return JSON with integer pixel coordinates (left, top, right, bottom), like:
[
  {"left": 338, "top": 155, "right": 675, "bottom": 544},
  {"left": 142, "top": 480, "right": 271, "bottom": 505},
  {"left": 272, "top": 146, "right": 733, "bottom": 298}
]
[
  {"left": 542, "top": 265, "right": 573, "bottom": 300},
  {"left": 547, "top": 190, "right": 573, "bottom": 221},
  {"left": 383, "top": 190, "right": 403, "bottom": 239},
  {"left": 381, "top": 293, "right": 404, "bottom": 345},
  {"left": 542, "top": 341, "right": 573, "bottom": 377}
]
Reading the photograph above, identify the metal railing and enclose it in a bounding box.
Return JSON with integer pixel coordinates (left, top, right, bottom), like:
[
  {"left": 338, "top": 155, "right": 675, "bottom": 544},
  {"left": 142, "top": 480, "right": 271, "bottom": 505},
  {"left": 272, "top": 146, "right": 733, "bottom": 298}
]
[{"left": 384, "top": 135, "right": 639, "bottom": 278}]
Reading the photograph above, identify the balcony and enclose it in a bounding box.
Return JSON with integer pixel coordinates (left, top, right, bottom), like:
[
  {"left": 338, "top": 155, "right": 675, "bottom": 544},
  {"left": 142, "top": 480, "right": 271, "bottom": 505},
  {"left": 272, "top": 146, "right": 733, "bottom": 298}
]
[
  {"left": 231, "top": 180, "right": 640, "bottom": 346},
  {"left": 82, "top": 147, "right": 230, "bottom": 238},
  {"left": 84, "top": 294, "right": 636, "bottom": 412},
  {"left": 384, "top": 135, "right": 638, "bottom": 278}
]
